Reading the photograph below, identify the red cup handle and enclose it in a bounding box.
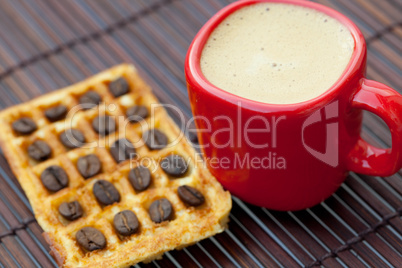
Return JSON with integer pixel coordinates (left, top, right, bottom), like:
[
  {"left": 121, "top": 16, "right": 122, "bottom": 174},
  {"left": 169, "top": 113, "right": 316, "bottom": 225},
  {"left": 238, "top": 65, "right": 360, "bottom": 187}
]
[{"left": 347, "top": 79, "right": 402, "bottom": 176}]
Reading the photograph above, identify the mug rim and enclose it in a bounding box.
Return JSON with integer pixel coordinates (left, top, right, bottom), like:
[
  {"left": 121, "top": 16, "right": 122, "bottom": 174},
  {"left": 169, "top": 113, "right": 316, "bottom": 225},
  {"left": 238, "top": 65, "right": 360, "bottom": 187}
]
[{"left": 185, "top": 0, "right": 366, "bottom": 111}]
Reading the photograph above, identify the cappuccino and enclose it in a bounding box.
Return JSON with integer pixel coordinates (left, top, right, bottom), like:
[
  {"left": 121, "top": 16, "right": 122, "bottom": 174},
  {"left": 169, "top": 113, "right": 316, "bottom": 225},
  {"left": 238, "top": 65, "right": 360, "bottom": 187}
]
[{"left": 200, "top": 3, "right": 354, "bottom": 104}]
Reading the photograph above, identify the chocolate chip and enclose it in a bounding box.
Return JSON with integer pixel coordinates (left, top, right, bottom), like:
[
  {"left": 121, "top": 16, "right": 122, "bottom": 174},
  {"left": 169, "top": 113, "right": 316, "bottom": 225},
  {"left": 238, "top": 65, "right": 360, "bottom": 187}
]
[
  {"left": 92, "top": 115, "right": 116, "bottom": 136},
  {"left": 108, "top": 77, "right": 129, "bottom": 97},
  {"left": 128, "top": 166, "right": 151, "bottom": 192},
  {"left": 93, "top": 180, "right": 120, "bottom": 206},
  {"left": 44, "top": 105, "right": 68, "bottom": 122},
  {"left": 109, "top": 138, "right": 136, "bottom": 163},
  {"left": 177, "top": 185, "right": 205, "bottom": 206},
  {"left": 126, "top": 105, "right": 148, "bottom": 123},
  {"left": 40, "top": 165, "right": 69, "bottom": 192},
  {"left": 148, "top": 198, "right": 173, "bottom": 223},
  {"left": 27, "top": 140, "right": 51, "bottom": 161},
  {"left": 12, "top": 117, "right": 37, "bottom": 135},
  {"left": 161, "top": 155, "right": 188, "bottom": 177},
  {"left": 143, "top": 129, "right": 168, "bottom": 150},
  {"left": 59, "top": 129, "right": 85, "bottom": 149},
  {"left": 76, "top": 227, "right": 106, "bottom": 251},
  {"left": 77, "top": 154, "right": 101, "bottom": 179},
  {"left": 79, "top": 91, "right": 101, "bottom": 109},
  {"left": 113, "top": 210, "right": 139, "bottom": 236},
  {"left": 58, "top": 201, "right": 83, "bottom": 221}
]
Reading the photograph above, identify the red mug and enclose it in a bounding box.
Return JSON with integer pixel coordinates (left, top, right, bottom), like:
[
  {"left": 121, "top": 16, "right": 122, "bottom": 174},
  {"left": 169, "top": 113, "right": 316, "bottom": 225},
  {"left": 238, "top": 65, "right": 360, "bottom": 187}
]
[{"left": 185, "top": 0, "right": 402, "bottom": 210}]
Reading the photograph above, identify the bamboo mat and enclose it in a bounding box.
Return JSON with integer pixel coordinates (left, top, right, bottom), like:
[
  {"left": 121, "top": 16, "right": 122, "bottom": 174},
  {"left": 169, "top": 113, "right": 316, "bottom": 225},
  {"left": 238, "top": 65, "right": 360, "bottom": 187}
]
[{"left": 0, "top": 0, "right": 400, "bottom": 267}]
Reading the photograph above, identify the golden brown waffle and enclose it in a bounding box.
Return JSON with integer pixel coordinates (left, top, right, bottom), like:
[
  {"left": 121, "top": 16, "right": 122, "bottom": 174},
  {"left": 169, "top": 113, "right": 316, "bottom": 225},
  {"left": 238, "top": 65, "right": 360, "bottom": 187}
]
[{"left": 0, "top": 64, "right": 231, "bottom": 267}]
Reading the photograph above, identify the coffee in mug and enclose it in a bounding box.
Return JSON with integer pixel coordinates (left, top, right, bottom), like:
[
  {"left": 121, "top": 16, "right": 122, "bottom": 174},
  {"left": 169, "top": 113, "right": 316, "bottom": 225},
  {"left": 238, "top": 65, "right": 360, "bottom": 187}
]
[{"left": 200, "top": 3, "right": 354, "bottom": 104}]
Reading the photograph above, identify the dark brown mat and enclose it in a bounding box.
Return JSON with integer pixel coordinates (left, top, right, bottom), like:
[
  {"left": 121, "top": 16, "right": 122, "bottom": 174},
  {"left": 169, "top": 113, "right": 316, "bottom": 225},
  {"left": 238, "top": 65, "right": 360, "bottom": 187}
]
[{"left": 0, "top": 0, "right": 400, "bottom": 267}]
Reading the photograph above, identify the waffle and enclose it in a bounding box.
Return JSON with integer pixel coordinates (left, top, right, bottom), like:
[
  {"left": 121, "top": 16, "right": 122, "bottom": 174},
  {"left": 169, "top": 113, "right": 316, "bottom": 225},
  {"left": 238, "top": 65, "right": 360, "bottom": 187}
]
[{"left": 0, "top": 64, "right": 231, "bottom": 267}]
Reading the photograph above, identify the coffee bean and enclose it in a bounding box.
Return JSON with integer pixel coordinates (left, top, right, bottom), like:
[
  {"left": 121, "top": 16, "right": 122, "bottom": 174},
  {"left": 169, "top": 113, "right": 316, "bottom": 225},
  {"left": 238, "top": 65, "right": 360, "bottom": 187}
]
[
  {"left": 109, "top": 77, "right": 129, "bottom": 97},
  {"left": 109, "top": 138, "right": 136, "bottom": 163},
  {"left": 45, "top": 105, "right": 68, "bottom": 122},
  {"left": 77, "top": 154, "right": 101, "bottom": 179},
  {"left": 128, "top": 166, "right": 151, "bottom": 192},
  {"left": 143, "top": 129, "right": 168, "bottom": 150},
  {"left": 161, "top": 154, "right": 188, "bottom": 177},
  {"left": 113, "top": 210, "right": 139, "bottom": 236},
  {"left": 58, "top": 201, "right": 83, "bottom": 221},
  {"left": 12, "top": 117, "right": 37, "bottom": 135},
  {"left": 27, "top": 140, "right": 52, "bottom": 161},
  {"left": 92, "top": 115, "right": 116, "bottom": 136},
  {"left": 186, "top": 123, "right": 199, "bottom": 144},
  {"left": 93, "top": 180, "right": 120, "bottom": 206},
  {"left": 177, "top": 185, "right": 205, "bottom": 206},
  {"left": 187, "top": 130, "right": 199, "bottom": 144},
  {"left": 40, "top": 165, "right": 69, "bottom": 192},
  {"left": 79, "top": 91, "right": 101, "bottom": 109},
  {"left": 149, "top": 198, "right": 173, "bottom": 223},
  {"left": 59, "top": 129, "right": 85, "bottom": 149},
  {"left": 126, "top": 105, "right": 148, "bottom": 123},
  {"left": 76, "top": 227, "right": 106, "bottom": 251}
]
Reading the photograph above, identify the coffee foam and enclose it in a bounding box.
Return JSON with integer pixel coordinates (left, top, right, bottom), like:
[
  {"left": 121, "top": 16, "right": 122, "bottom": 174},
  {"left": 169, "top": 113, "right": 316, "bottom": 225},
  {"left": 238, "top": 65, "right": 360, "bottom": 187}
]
[{"left": 200, "top": 3, "right": 354, "bottom": 104}]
